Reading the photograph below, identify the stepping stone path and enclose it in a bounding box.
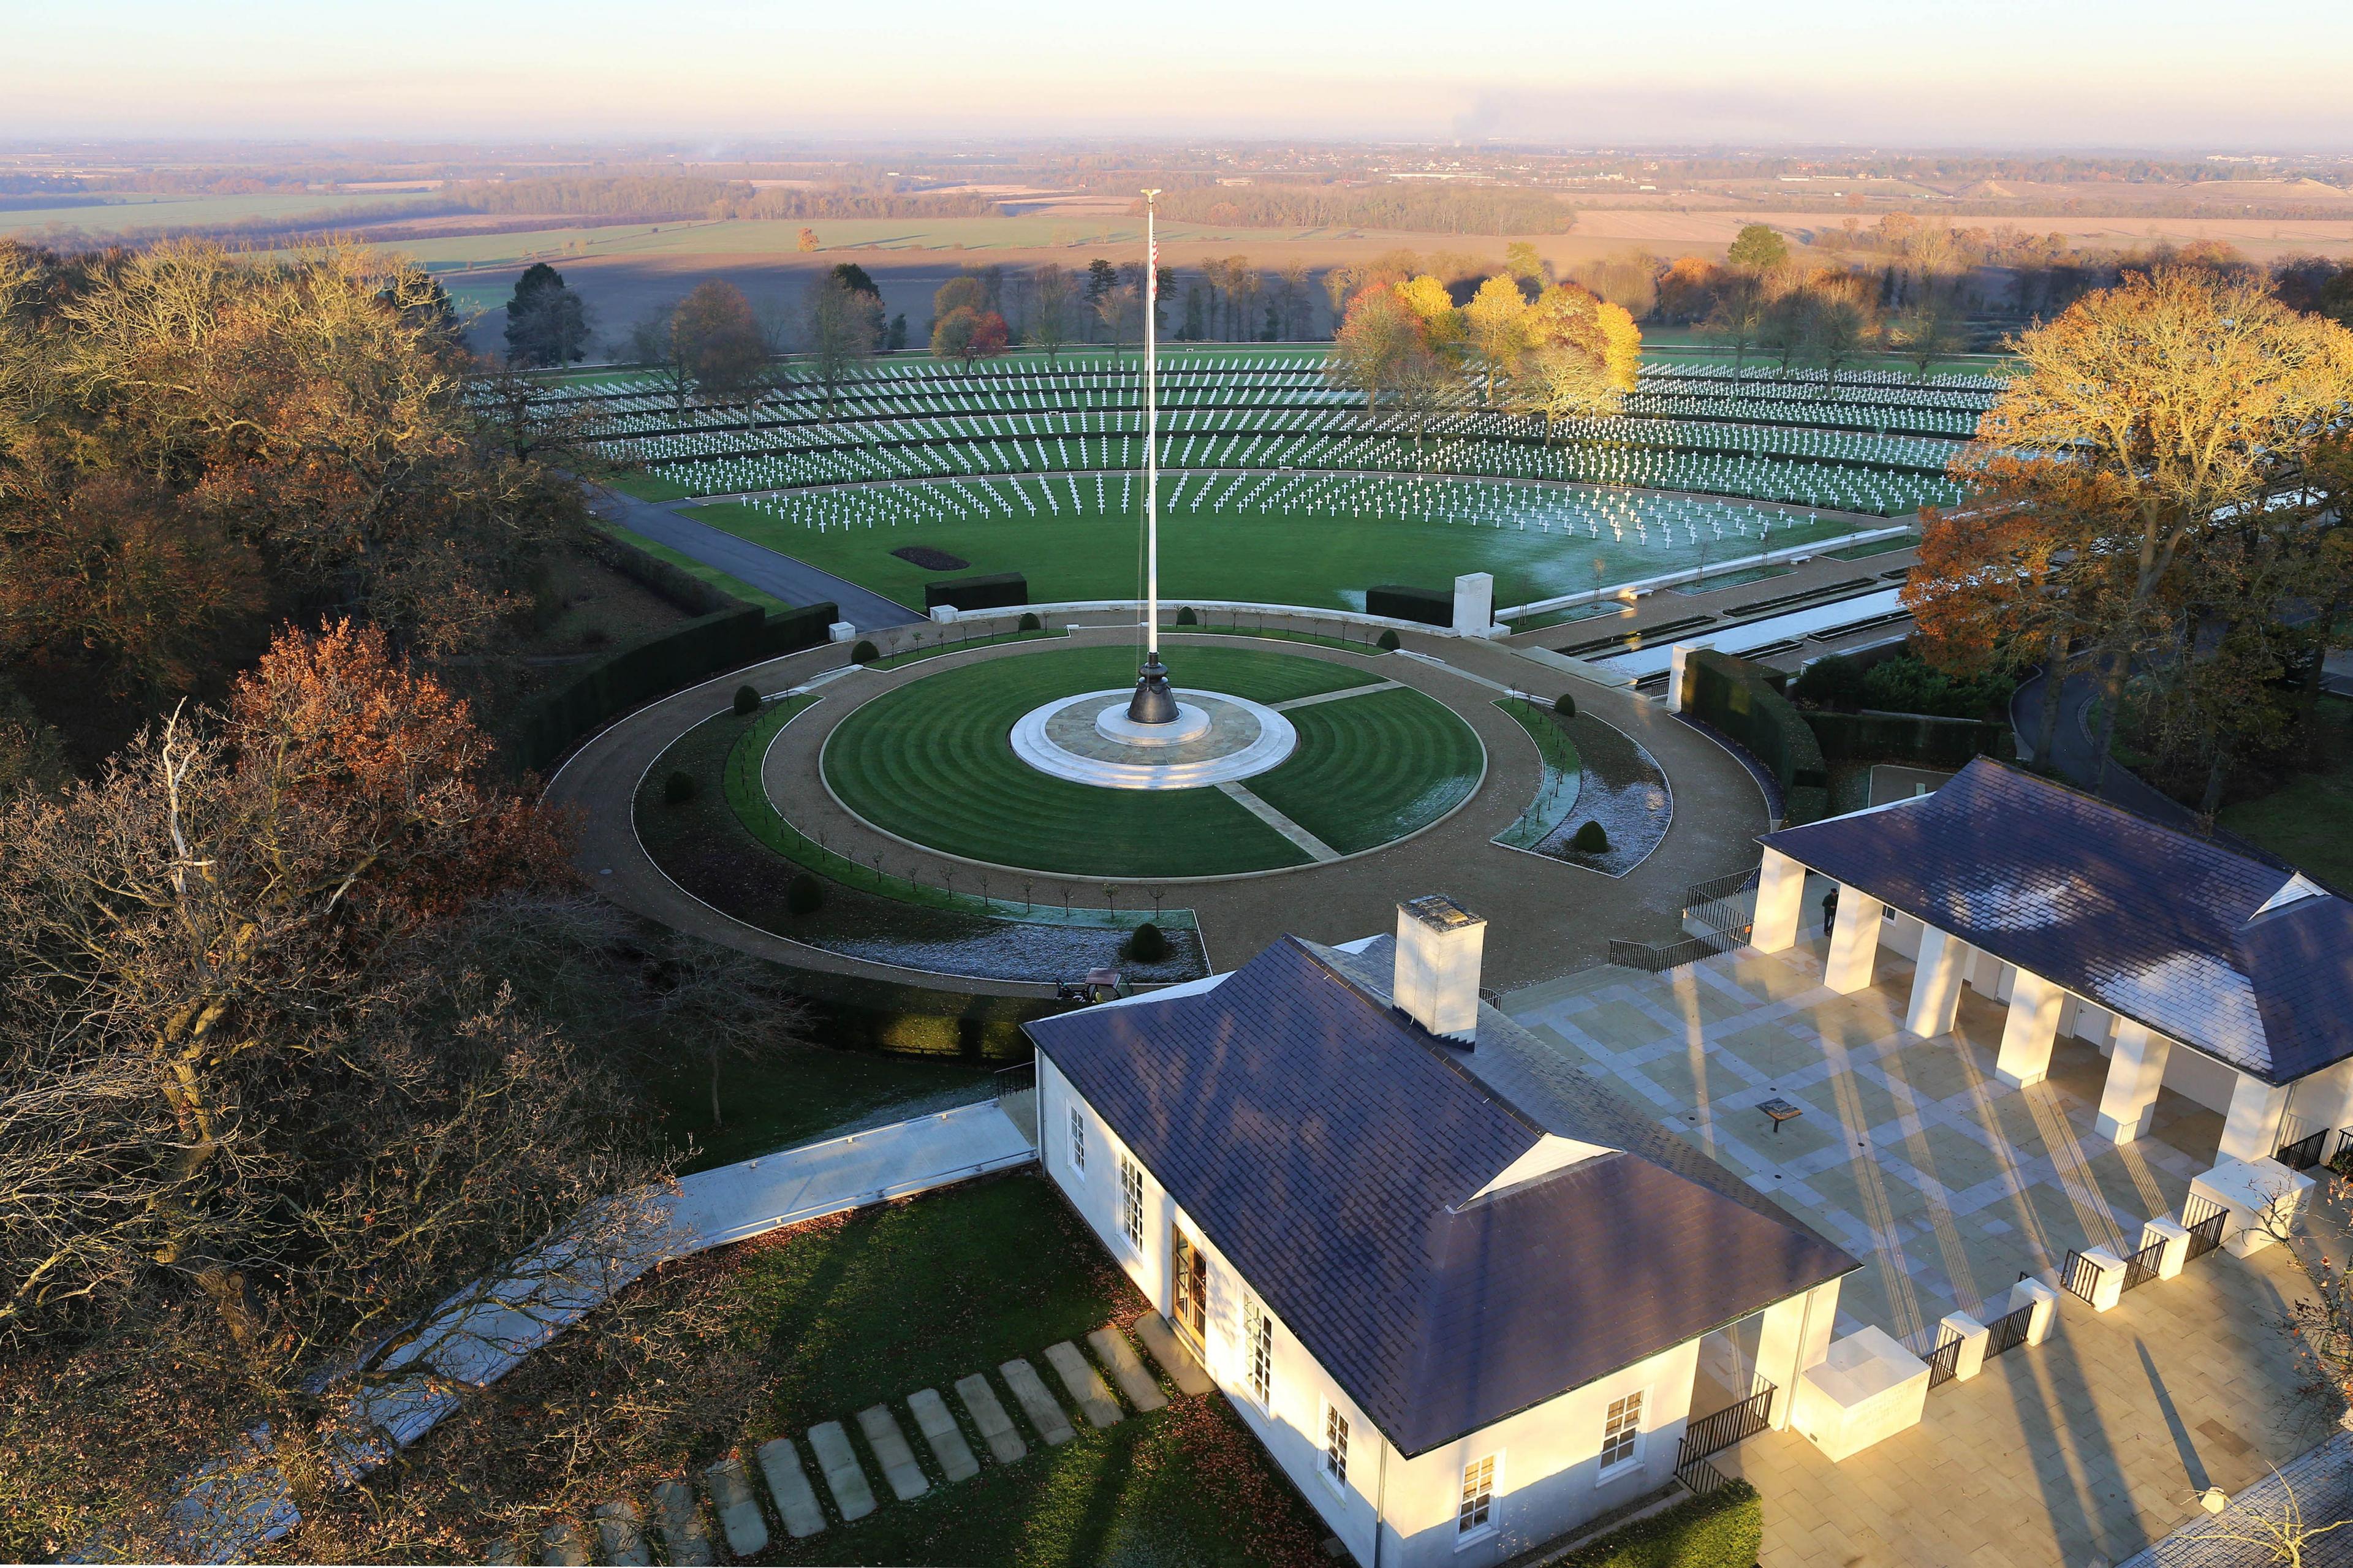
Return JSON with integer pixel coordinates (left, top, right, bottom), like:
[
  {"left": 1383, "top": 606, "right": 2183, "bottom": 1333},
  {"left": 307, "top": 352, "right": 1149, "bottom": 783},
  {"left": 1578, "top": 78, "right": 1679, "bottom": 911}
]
[
  {"left": 703, "top": 1456, "right": 770, "bottom": 1557},
  {"left": 1044, "top": 1341, "right": 1124, "bottom": 1429},
  {"left": 909, "top": 1388, "right": 982, "bottom": 1481},
  {"left": 955, "top": 1373, "right": 1028, "bottom": 1464},
  {"left": 999, "top": 1357, "right": 1078, "bottom": 1446},
  {"left": 1088, "top": 1327, "right": 1169, "bottom": 1412},
  {"left": 589, "top": 1499, "right": 649, "bottom": 1566},
  {"left": 547, "top": 1323, "right": 1194, "bottom": 1560},
  {"left": 653, "top": 1479, "right": 713, "bottom": 1566},
  {"left": 756, "top": 1437, "right": 827, "bottom": 1540},
  {"left": 1132, "top": 1312, "right": 1216, "bottom": 1395},
  {"left": 806, "top": 1420, "right": 879, "bottom": 1521},
  {"left": 856, "top": 1403, "right": 931, "bottom": 1501},
  {"left": 539, "top": 1520, "right": 589, "bottom": 1566}
]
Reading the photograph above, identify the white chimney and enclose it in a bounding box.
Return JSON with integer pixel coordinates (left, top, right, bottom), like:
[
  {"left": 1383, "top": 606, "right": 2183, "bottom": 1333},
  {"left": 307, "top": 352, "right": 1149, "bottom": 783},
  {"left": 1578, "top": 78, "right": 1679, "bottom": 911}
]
[{"left": 1393, "top": 895, "right": 1486, "bottom": 1042}]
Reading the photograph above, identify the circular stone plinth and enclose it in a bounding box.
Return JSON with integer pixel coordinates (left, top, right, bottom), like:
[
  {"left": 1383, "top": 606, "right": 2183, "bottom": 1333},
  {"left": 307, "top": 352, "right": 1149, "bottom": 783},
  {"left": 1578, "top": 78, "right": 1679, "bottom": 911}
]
[
  {"left": 1096, "top": 702, "right": 1213, "bottom": 746},
  {"left": 1012, "top": 687, "right": 1297, "bottom": 790}
]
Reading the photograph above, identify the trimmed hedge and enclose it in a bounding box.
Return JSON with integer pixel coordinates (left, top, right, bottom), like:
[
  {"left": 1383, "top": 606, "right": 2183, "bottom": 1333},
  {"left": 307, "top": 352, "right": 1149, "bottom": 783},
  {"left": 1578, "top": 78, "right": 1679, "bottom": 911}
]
[
  {"left": 1367, "top": 583, "right": 1452, "bottom": 627},
  {"left": 1553, "top": 1480, "right": 1761, "bottom": 1568},
  {"left": 783, "top": 969, "right": 1056, "bottom": 1062},
  {"left": 1682, "top": 648, "right": 1829, "bottom": 825},
  {"left": 925, "top": 571, "right": 1029, "bottom": 612},
  {"left": 509, "top": 537, "right": 838, "bottom": 775},
  {"left": 1803, "top": 708, "right": 2014, "bottom": 770}
]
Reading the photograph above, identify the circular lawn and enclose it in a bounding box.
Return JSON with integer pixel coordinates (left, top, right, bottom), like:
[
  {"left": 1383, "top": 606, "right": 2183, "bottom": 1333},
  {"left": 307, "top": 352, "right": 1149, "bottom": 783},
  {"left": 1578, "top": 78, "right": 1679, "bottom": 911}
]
[{"left": 818, "top": 644, "right": 1485, "bottom": 879}]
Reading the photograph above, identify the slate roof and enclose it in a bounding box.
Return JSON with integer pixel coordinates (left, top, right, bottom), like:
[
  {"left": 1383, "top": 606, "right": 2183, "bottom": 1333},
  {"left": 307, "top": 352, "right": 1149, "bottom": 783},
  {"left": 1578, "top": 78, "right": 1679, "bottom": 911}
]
[
  {"left": 1025, "top": 937, "right": 1855, "bottom": 1458},
  {"left": 1760, "top": 757, "right": 2353, "bottom": 1084}
]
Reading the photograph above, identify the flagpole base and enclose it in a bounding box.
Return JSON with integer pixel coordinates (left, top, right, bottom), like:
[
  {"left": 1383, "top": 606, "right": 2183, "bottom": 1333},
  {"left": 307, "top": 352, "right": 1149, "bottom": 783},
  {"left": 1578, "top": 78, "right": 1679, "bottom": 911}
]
[{"left": 1126, "top": 657, "right": 1178, "bottom": 725}]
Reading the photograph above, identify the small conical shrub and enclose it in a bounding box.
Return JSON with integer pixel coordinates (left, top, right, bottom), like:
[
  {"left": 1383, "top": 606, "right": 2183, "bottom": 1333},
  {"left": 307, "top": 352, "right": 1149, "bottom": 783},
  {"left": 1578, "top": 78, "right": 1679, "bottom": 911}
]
[
  {"left": 852, "top": 639, "right": 879, "bottom": 664},
  {"left": 1176, "top": 606, "right": 1199, "bottom": 626},
  {"left": 733, "top": 684, "right": 761, "bottom": 716},
  {"left": 1124, "top": 921, "right": 1172, "bottom": 963},
  {"left": 1376, "top": 629, "right": 1401, "bottom": 651},
  {"left": 1553, "top": 691, "right": 1577, "bottom": 718},
  {"left": 786, "top": 873, "right": 825, "bottom": 916},
  {"left": 1572, "top": 820, "right": 1610, "bottom": 852},
  {"left": 1018, "top": 612, "right": 1042, "bottom": 632},
  {"left": 662, "top": 770, "right": 697, "bottom": 805}
]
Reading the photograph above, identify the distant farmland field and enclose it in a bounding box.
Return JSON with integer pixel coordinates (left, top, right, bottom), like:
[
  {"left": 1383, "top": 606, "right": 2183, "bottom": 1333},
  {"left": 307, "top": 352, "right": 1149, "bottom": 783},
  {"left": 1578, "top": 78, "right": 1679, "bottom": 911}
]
[{"left": 0, "top": 190, "right": 437, "bottom": 240}]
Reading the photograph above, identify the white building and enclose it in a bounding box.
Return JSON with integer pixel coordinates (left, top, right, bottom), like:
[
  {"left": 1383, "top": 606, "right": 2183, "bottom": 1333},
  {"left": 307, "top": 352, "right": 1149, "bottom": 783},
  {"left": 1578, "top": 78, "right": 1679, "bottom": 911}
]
[
  {"left": 1753, "top": 758, "right": 2353, "bottom": 1170},
  {"left": 1024, "top": 896, "right": 1855, "bottom": 1568}
]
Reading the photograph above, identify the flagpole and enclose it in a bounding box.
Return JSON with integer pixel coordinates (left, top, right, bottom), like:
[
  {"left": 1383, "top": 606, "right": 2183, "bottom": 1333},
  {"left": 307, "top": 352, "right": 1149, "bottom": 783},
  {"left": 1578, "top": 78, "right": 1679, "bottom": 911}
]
[{"left": 1125, "top": 188, "right": 1177, "bottom": 725}]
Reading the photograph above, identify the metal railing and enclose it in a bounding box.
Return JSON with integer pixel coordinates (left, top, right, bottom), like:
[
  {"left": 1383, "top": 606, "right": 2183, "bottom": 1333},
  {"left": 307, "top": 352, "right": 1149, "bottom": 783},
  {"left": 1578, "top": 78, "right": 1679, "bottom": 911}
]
[
  {"left": 1606, "top": 934, "right": 1732, "bottom": 972},
  {"left": 1684, "top": 866, "right": 1762, "bottom": 946},
  {"left": 2059, "top": 1249, "right": 2104, "bottom": 1308},
  {"left": 2275, "top": 1123, "right": 2343, "bottom": 1173},
  {"left": 1985, "top": 1300, "right": 2037, "bottom": 1360},
  {"left": 1674, "top": 1455, "right": 1736, "bottom": 1501},
  {"left": 993, "top": 1059, "right": 1039, "bottom": 1148},
  {"left": 2121, "top": 1236, "right": 2167, "bottom": 1293},
  {"left": 2184, "top": 1195, "right": 2229, "bottom": 1262},
  {"left": 1925, "top": 1331, "right": 1964, "bottom": 1388},
  {"left": 1675, "top": 1382, "right": 1775, "bottom": 1479}
]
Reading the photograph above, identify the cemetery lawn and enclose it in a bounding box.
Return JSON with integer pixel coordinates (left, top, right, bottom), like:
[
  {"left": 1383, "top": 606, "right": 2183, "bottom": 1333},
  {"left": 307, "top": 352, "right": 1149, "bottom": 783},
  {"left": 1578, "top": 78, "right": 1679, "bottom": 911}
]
[
  {"left": 821, "top": 643, "right": 1479, "bottom": 877},
  {"left": 726, "top": 1172, "right": 1330, "bottom": 1567},
  {"left": 695, "top": 497, "right": 1863, "bottom": 616}
]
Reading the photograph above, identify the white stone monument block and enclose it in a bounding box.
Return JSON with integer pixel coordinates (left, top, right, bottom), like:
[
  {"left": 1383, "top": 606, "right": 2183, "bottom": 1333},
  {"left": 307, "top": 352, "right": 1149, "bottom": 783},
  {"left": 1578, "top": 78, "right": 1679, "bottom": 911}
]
[
  {"left": 1450, "top": 572, "right": 1494, "bottom": 637},
  {"left": 2006, "top": 1276, "right": 2058, "bottom": 1346},
  {"left": 2077, "top": 1248, "right": 2128, "bottom": 1311},
  {"left": 2189, "top": 1156, "right": 2315, "bottom": 1257},
  {"left": 2140, "top": 1217, "right": 2191, "bottom": 1281},
  {"left": 828, "top": 621, "right": 857, "bottom": 643},
  {"left": 1936, "top": 1312, "right": 1988, "bottom": 1382},
  {"left": 1790, "top": 1324, "right": 1930, "bottom": 1462}
]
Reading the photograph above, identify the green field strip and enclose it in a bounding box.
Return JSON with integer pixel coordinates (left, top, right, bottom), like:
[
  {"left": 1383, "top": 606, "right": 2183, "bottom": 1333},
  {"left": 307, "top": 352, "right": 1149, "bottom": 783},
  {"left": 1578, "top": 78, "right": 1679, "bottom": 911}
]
[
  {"left": 590, "top": 519, "right": 797, "bottom": 615},
  {"left": 1490, "top": 699, "right": 1584, "bottom": 851},
  {"left": 1248, "top": 686, "right": 1484, "bottom": 855}
]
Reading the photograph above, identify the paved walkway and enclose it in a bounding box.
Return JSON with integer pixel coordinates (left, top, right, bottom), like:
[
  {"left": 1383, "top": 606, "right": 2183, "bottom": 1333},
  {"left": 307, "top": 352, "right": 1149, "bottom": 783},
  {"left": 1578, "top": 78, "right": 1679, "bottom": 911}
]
[
  {"left": 592, "top": 488, "right": 924, "bottom": 631},
  {"left": 548, "top": 618, "right": 1776, "bottom": 997},
  {"left": 1506, "top": 944, "right": 2335, "bottom": 1568}
]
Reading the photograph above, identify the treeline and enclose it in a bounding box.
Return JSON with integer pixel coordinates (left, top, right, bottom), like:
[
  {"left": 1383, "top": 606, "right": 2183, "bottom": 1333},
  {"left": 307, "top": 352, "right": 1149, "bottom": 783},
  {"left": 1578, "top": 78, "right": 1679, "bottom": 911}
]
[{"left": 1150, "top": 183, "right": 1577, "bottom": 235}]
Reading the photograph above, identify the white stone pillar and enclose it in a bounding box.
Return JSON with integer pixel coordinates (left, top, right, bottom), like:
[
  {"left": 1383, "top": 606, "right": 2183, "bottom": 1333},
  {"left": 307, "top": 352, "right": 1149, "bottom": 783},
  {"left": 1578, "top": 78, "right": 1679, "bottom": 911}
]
[
  {"left": 1665, "top": 640, "right": 1715, "bottom": 713},
  {"left": 1754, "top": 1277, "right": 1838, "bottom": 1430},
  {"left": 2076, "top": 1248, "right": 2128, "bottom": 1311},
  {"left": 2006, "top": 1276, "right": 2059, "bottom": 1346},
  {"left": 2218, "top": 1074, "right": 2292, "bottom": 1164},
  {"left": 2094, "top": 1021, "right": 2173, "bottom": 1143},
  {"left": 1995, "top": 970, "right": 2066, "bottom": 1088},
  {"left": 1450, "top": 572, "right": 1494, "bottom": 637},
  {"left": 1936, "top": 1312, "right": 1988, "bottom": 1382},
  {"left": 1904, "top": 926, "right": 1969, "bottom": 1038},
  {"left": 1751, "top": 849, "right": 1807, "bottom": 955},
  {"left": 1824, "top": 889, "right": 1885, "bottom": 994},
  {"left": 2139, "top": 1217, "right": 2190, "bottom": 1281}
]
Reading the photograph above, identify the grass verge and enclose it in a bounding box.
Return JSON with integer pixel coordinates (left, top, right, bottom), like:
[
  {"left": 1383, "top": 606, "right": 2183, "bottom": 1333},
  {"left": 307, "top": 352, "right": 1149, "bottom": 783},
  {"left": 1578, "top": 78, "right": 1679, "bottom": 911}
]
[{"left": 1491, "top": 698, "right": 1585, "bottom": 850}]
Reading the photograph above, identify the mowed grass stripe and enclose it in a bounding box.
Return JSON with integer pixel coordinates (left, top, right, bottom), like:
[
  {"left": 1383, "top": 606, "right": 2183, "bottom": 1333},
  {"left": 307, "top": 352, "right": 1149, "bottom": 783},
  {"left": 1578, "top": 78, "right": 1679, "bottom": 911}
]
[
  {"left": 1248, "top": 687, "right": 1484, "bottom": 855},
  {"left": 823, "top": 646, "right": 1335, "bottom": 877}
]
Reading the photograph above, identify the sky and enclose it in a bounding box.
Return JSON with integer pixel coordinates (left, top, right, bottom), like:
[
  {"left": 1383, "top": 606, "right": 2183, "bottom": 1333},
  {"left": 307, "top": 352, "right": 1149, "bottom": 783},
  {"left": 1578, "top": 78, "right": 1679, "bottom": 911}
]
[{"left": 6, "top": 0, "right": 2351, "bottom": 151}]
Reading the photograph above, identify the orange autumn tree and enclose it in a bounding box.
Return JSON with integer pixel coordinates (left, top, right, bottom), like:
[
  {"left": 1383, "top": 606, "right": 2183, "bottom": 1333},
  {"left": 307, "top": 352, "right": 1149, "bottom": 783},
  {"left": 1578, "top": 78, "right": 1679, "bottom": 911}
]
[{"left": 0, "top": 618, "right": 638, "bottom": 1557}]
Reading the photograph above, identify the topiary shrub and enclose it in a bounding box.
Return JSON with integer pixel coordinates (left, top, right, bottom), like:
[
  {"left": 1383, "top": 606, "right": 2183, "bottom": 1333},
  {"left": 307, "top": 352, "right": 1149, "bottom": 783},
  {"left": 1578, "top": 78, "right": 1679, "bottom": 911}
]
[
  {"left": 786, "top": 873, "right": 825, "bottom": 917},
  {"left": 733, "top": 684, "right": 761, "bottom": 716},
  {"left": 1176, "top": 606, "right": 1199, "bottom": 626},
  {"left": 852, "top": 639, "right": 879, "bottom": 665},
  {"left": 1572, "top": 819, "right": 1610, "bottom": 852},
  {"left": 1376, "top": 628, "right": 1401, "bottom": 651},
  {"left": 1018, "top": 611, "right": 1042, "bottom": 632},
  {"left": 1553, "top": 691, "right": 1577, "bottom": 718},
  {"left": 1123, "top": 922, "right": 1172, "bottom": 963},
  {"left": 662, "top": 770, "right": 697, "bottom": 805}
]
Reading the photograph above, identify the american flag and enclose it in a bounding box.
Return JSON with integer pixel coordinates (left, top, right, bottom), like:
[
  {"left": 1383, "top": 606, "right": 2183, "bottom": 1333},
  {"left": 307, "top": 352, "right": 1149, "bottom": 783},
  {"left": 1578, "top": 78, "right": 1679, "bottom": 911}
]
[{"left": 1148, "top": 237, "right": 1158, "bottom": 301}]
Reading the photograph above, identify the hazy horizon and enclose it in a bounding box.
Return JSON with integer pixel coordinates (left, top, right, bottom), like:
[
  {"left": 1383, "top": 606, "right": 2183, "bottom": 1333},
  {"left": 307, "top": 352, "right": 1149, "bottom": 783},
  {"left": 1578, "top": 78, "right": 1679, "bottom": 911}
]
[{"left": 9, "top": 0, "right": 2351, "bottom": 152}]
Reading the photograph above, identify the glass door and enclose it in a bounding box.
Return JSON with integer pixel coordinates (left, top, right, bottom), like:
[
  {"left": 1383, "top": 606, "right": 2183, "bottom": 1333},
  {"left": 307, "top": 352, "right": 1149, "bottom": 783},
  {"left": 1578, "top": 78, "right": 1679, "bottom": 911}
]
[{"left": 1172, "top": 1228, "right": 1208, "bottom": 1356}]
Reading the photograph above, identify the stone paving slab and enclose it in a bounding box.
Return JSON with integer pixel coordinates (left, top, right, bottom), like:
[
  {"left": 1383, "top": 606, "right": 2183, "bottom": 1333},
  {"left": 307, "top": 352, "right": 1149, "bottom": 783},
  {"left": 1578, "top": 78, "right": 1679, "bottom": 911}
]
[
  {"left": 1131, "top": 1312, "right": 1216, "bottom": 1395},
  {"left": 703, "top": 1455, "right": 770, "bottom": 1558},
  {"left": 653, "top": 1479, "right": 713, "bottom": 1566},
  {"left": 956, "top": 1373, "right": 1029, "bottom": 1463},
  {"left": 998, "top": 1357, "right": 1077, "bottom": 1446},
  {"left": 755, "top": 1437, "right": 828, "bottom": 1539},
  {"left": 1086, "top": 1325, "right": 1168, "bottom": 1412},
  {"left": 1044, "top": 1339, "right": 1124, "bottom": 1428},
  {"left": 538, "top": 1520, "right": 589, "bottom": 1566},
  {"left": 806, "top": 1420, "right": 879, "bottom": 1521},
  {"left": 591, "top": 1498, "right": 650, "bottom": 1566},
  {"left": 907, "top": 1387, "right": 981, "bottom": 1482},
  {"left": 856, "top": 1403, "right": 931, "bottom": 1501}
]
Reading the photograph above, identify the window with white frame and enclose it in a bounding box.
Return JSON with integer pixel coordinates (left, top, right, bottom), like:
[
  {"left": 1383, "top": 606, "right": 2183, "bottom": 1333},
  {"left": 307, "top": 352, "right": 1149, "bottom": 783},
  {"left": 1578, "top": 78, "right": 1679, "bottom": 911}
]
[
  {"left": 1457, "top": 1453, "right": 1498, "bottom": 1538},
  {"left": 1243, "top": 1299, "right": 1273, "bottom": 1409},
  {"left": 1118, "top": 1154, "right": 1145, "bottom": 1248},
  {"left": 1067, "top": 1105, "right": 1086, "bottom": 1173},
  {"left": 1599, "top": 1390, "right": 1643, "bottom": 1474},
  {"left": 1322, "top": 1404, "right": 1349, "bottom": 1490}
]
